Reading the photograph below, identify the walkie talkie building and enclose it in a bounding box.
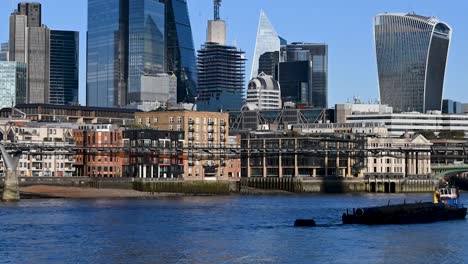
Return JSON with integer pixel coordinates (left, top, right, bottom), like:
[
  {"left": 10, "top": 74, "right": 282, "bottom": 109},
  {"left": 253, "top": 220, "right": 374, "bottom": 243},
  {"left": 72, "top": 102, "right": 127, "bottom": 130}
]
[{"left": 374, "top": 13, "right": 452, "bottom": 113}]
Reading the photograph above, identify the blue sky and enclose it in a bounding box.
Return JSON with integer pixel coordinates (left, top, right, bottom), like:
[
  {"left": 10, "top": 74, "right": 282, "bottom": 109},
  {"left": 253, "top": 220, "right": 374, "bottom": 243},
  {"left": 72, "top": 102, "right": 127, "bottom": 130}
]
[{"left": 1, "top": 0, "right": 467, "bottom": 106}]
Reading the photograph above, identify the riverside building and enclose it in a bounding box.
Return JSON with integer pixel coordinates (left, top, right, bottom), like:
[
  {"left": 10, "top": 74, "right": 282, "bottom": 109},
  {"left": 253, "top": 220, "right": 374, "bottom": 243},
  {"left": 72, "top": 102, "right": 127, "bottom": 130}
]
[
  {"left": 365, "top": 134, "right": 432, "bottom": 178},
  {"left": 241, "top": 132, "right": 366, "bottom": 178},
  {"left": 122, "top": 129, "right": 184, "bottom": 179},
  {"left": 73, "top": 124, "right": 125, "bottom": 177},
  {"left": 135, "top": 110, "right": 238, "bottom": 180},
  {"left": 0, "top": 123, "right": 77, "bottom": 177}
]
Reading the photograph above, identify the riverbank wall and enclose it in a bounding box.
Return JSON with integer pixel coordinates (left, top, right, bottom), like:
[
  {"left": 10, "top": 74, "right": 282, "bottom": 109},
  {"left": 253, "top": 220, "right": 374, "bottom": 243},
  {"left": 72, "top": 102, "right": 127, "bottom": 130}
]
[{"left": 0, "top": 176, "right": 439, "bottom": 195}]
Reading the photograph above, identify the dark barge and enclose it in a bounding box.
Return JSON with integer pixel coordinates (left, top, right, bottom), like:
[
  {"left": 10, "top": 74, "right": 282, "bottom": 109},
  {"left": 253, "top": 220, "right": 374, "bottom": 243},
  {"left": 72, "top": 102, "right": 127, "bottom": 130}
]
[
  {"left": 343, "top": 187, "right": 467, "bottom": 225},
  {"left": 342, "top": 202, "right": 467, "bottom": 225}
]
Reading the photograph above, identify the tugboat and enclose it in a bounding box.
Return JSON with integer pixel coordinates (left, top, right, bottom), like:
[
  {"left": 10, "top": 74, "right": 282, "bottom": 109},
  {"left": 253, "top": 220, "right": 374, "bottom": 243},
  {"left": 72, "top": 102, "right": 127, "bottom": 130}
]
[{"left": 342, "top": 186, "right": 467, "bottom": 225}]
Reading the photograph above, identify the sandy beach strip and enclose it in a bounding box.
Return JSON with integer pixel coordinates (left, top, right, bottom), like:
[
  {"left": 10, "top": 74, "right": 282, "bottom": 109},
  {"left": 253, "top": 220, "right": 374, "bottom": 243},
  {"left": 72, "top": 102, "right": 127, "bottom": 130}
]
[{"left": 20, "top": 185, "right": 181, "bottom": 199}]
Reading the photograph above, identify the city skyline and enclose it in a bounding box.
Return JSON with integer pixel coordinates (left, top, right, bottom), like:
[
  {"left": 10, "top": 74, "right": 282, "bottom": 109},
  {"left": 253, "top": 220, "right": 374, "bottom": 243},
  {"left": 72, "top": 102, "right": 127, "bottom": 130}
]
[{"left": 1, "top": 0, "right": 468, "bottom": 107}]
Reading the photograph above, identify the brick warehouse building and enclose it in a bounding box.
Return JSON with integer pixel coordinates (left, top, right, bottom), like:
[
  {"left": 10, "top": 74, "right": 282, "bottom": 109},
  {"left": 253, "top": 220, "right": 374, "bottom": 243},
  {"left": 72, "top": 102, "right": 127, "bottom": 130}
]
[
  {"left": 74, "top": 124, "right": 126, "bottom": 177},
  {"left": 135, "top": 110, "right": 240, "bottom": 180}
]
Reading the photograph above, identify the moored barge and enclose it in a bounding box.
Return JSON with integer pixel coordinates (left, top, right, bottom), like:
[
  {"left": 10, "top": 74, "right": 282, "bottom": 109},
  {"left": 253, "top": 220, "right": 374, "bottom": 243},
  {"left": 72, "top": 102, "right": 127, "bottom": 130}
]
[{"left": 342, "top": 187, "right": 467, "bottom": 225}]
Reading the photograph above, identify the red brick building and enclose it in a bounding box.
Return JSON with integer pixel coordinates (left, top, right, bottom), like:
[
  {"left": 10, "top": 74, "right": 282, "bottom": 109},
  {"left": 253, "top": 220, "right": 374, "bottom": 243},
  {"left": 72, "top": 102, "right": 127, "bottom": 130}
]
[{"left": 74, "top": 124, "right": 126, "bottom": 177}]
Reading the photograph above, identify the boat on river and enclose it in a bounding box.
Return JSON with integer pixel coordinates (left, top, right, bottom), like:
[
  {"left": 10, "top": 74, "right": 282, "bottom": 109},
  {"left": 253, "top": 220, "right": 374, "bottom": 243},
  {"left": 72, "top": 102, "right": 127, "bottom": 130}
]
[{"left": 342, "top": 187, "right": 467, "bottom": 225}]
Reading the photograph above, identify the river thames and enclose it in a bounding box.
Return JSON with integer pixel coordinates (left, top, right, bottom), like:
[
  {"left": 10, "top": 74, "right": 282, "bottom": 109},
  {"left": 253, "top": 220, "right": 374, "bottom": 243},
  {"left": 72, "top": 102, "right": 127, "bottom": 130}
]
[{"left": 0, "top": 194, "right": 467, "bottom": 264}]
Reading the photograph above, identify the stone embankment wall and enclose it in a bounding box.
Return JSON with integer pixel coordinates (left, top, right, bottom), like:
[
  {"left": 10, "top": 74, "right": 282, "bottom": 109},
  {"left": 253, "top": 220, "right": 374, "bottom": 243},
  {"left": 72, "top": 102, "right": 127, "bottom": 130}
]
[{"left": 1, "top": 177, "right": 439, "bottom": 194}]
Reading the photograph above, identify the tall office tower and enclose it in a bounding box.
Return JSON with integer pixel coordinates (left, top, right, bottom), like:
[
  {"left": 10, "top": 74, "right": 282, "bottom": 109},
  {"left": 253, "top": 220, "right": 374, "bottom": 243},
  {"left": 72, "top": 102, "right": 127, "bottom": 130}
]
[
  {"left": 250, "top": 10, "right": 281, "bottom": 80},
  {"left": 278, "top": 43, "right": 328, "bottom": 108},
  {"left": 28, "top": 26, "right": 50, "bottom": 103},
  {"left": 374, "top": 13, "right": 452, "bottom": 113},
  {"left": 9, "top": 3, "right": 50, "bottom": 104},
  {"left": 128, "top": 0, "right": 166, "bottom": 108},
  {"left": 197, "top": 0, "right": 246, "bottom": 112},
  {"left": 258, "top": 51, "right": 279, "bottom": 76},
  {"left": 165, "top": 0, "right": 198, "bottom": 103},
  {"left": 0, "top": 62, "right": 27, "bottom": 109},
  {"left": 9, "top": 14, "right": 28, "bottom": 65},
  {"left": 50, "top": 30, "right": 79, "bottom": 105},
  {"left": 87, "top": 0, "right": 129, "bottom": 108},
  {"left": 17, "top": 2, "right": 42, "bottom": 27},
  {"left": 0, "top": 43, "right": 8, "bottom": 61}
]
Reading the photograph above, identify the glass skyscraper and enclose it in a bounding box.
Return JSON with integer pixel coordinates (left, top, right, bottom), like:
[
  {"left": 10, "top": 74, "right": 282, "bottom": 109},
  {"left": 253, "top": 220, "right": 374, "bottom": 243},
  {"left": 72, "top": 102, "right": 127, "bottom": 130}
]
[
  {"left": 87, "top": 0, "right": 129, "bottom": 108},
  {"left": 250, "top": 10, "right": 281, "bottom": 80},
  {"left": 374, "top": 13, "right": 452, "bottom": 113},
  {"left": 50, "top": 30, "right": 79, "bottom": 105},
  {"left": 0, "top": 62, "right": 27, "bottom": 109},
  {"left": 88, "top": 0, "right": 195, "bottom": 108},
  {"left": 165, "top": 0, "right": 198, "bottom": 103},
  {"left": 278, "top": 43, "right": 328, "bottom": 108},
  {"left": 128, "top": 0, "right": 165, "bottom": 105}
]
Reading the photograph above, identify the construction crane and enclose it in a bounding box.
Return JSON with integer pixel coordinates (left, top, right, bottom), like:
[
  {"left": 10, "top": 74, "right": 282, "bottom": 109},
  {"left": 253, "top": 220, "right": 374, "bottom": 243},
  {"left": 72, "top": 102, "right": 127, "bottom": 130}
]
[{"left": 214, "top": 0, "right": 222, "bottom": 20}]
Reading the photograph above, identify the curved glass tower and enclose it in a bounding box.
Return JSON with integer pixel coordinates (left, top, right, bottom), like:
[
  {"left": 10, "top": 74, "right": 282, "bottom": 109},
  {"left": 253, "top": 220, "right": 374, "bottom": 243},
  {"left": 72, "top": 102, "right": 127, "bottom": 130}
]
[{"left": 374, "top": 13, "right": 452, "bottom": 113}]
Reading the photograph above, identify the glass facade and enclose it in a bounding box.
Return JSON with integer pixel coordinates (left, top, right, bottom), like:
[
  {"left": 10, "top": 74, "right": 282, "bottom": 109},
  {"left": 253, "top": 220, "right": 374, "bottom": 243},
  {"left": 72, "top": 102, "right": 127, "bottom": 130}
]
[
  {"left": 165, "top": 0, "right": 198, "bottom": 103},
  {"left": 87, "top": 0, "right": 129, "bottom": 107},
  {"left": 0, "top": 42, "right": 8, "bottom": 61},
  {"left": 258, "top": 51, "right": 279, "bottom": 76},
  {"left": 374, "top": 14, "right": 451, "bottom": 113},
  {"left": 250, "top": 10, "right": 281, "bottom": 79},
  {"left": 128, "top": 0, "right": 165, "bottom": 104},
  {"left": 0, "top": 62, "right": 27, "bottom": 108},
  {"left": 50, "top": 30, "right": 79, "bottom": 105},
  {"left": 279, "top": 43, "right": 328, "bottom": 108},
  {"left": 277, "top": 61, "right": 309, "bottom": 105}
]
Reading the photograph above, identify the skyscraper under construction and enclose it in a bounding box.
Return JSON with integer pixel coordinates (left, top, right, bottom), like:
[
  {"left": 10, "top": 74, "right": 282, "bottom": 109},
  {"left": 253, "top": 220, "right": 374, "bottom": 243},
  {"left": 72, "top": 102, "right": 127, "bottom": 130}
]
[{"left": 196, "top": 0, "right": 246, "bottom": 112}]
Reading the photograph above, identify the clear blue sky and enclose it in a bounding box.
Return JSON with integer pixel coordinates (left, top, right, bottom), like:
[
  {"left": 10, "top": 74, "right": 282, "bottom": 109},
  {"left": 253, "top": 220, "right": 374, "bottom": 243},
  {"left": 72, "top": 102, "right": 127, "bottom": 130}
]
[{"left": 1, "top": 0, "right": 467, "bottom": 106}]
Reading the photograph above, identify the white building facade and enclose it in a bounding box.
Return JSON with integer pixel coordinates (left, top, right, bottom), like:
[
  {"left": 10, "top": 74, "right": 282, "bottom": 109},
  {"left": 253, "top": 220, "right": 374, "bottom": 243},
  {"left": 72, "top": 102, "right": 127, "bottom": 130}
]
[{"left": 246, "top": 73, "right": 281, "bottom": 110}]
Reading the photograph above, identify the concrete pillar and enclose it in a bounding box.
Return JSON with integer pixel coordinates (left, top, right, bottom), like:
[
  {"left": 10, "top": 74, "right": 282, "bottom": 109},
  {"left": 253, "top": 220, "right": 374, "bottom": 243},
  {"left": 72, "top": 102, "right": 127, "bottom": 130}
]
[
  {"left": 336, "top": 154, "right": 340, "bottom": 176},
  {"left": 143, "top": 165, "right": 147, "bottom": 179},
  {"left": 347, "top": 157, "right": 351, "bottom": 177},
  {"left": 151, "top": 165, "right": 154, "bottom": 179},
  {"left": 294, "top": 139, "right": 299, "bottom": 177},
  {"left": 313, "top": 168, "right": 316, "bottom": 177},
  {"left": 2, "top": 169, "right": 20, "bottom": 202},
  {"left": 278, "top": 152, "right": 283, "bottom": 178},
  {"left": 139, "top": 165, "right": 142, "bottom": 178},
  {"left": 324, "top": 155, "right": 328, "bottom": 177}
]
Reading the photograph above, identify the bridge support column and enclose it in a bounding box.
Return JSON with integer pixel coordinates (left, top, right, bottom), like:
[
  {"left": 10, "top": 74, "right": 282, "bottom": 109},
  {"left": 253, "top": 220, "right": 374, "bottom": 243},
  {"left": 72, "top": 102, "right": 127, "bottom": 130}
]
[
  {"left": 1, "top": 145, "right": 21, "bottom": 202},
  {"left": 2, "top": 169, "right": 19, "bottom": 202}
]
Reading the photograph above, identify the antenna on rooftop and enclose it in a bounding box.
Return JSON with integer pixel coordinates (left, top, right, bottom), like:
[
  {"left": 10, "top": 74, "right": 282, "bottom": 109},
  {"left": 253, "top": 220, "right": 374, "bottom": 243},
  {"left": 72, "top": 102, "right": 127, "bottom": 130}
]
[{"left": 214, "top": 0, "right": 222, "bottom": 20}]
